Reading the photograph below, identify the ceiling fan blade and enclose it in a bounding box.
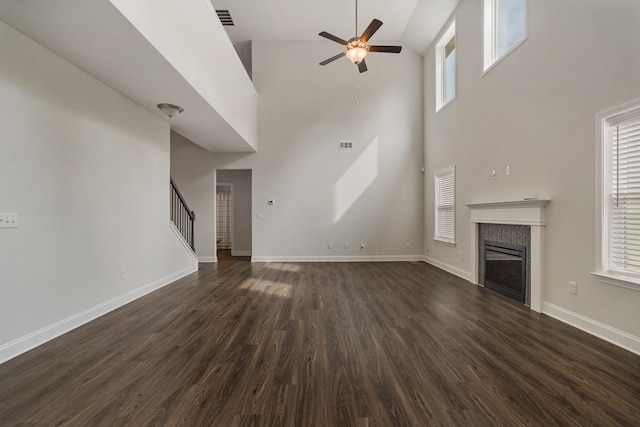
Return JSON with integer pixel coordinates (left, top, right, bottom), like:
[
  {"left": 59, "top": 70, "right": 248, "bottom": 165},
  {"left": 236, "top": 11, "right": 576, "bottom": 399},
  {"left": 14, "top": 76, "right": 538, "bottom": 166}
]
[
  {"left": 319, "top": 31, "right": 348, "bottom": 45},
  {"left": 358, "top": 59, "right": 368, "bottom": 73},
  {"left": 359, "top": 19, "right": 383, "bottom": 43},
  {"left": 368, "top": 45, "right": 402, "bottom": 54},
  {"left": 320, "top": 52, "right": 346, "bottom": 66}
]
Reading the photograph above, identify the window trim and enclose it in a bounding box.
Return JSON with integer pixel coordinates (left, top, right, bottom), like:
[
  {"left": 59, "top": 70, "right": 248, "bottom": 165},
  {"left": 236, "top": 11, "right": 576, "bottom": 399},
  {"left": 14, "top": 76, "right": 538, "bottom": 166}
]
[
  {"left": 435, "top": 19, "right": 456, "bottom": 112},
  {"left": 482, "top": 0, "right": 528, "bottom": 74},
  {"left": 593, "top": 98, "right": 640, "bottom": 292},
  {"left": 434, "top": 165, "right": 456, "bottom": 245}
]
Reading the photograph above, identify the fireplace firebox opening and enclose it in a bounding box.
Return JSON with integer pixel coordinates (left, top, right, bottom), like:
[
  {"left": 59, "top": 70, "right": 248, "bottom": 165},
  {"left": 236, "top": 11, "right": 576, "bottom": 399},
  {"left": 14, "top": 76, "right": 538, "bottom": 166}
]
[{"left": 483, "top": 240, "right": 527, "bottom": 304}]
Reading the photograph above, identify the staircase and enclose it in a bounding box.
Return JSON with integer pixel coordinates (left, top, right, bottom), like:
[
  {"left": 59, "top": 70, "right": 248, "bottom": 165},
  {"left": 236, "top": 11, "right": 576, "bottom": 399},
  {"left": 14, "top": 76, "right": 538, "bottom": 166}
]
[{"left": 170, "top": 177, "right": 195, "bottom": 251}]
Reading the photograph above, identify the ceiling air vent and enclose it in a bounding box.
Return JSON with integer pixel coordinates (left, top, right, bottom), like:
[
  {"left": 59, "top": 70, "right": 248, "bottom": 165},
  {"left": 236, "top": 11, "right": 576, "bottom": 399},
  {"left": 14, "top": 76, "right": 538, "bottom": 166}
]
[{"left": 216, "top": 9, "right": 235, "bottom": 26}]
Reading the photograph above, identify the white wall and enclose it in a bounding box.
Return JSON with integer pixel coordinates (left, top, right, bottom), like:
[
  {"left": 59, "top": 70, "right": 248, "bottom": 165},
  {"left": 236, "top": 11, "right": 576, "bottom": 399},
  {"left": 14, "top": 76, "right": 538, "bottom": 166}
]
[
  {"left": 171, "top": 131, "right": 217, "bottom": 260},
  {"left": 424, "top": 0, "right": 640, "bottom": 346},
  {"left": 172, "top": 40, "right": 424, "bottom": 261},
  {"left": 224, "top": 40, "right": 424, "bottom": 260},
  {"left": 217, "top": 169, "right": 252, "bottom": 256},
  {"left": 0, "top": 21, "right": 197, "bottom": 362}
]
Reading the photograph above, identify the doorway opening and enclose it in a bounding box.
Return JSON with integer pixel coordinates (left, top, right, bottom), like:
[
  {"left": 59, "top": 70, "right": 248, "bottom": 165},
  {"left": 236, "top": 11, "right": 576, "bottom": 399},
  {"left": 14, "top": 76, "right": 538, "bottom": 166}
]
[
  {"left": 216, "top": 183, "right": 233, "bottom": 254},
  {"left": 216, "top": 169, "right": 252, "bottom": 261}
]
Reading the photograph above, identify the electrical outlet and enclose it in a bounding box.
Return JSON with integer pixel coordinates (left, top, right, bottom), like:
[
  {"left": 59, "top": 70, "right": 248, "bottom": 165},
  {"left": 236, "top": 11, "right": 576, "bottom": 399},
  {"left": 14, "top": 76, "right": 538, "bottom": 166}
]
[
  {"left": 344, "top": 242, "right": 349, "bottom": 249},
  {"left": 0, "top": 213, "right": 18, "bottom": 229},
  {"left": 360, "top": 242, "right": 365, "bottom": 249},
  {"left": 327, "top": 243, "right": 333, "bottom": 249},
  {"left": 569, "top": 281, "right": 577, "bottom": 295},
  {"left": 120, "top": 269, "right": 126, "bottom": 281},
  {"left": 405, "top": 242, "right": 411, "bottom": 248},
  {"left": 460, "top": 251, "right": 465, "bottom": 260}
]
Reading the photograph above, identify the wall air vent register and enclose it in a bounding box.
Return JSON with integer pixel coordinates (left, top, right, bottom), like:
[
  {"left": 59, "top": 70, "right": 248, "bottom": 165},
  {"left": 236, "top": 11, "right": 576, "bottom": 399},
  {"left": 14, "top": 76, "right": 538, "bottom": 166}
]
[{"left": 216, "top": 10, "right": 235, "bottom": 26}]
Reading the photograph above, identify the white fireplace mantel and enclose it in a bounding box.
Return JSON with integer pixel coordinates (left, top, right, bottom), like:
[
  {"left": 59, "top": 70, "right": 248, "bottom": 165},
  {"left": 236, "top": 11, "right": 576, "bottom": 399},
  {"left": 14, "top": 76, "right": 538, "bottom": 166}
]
[{"left": 466, "top": 199, "right": 550, "bottom": 312}]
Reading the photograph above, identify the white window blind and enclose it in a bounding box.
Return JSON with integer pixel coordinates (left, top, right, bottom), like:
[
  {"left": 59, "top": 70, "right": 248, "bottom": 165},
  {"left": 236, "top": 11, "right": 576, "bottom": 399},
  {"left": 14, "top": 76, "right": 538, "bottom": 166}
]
[
  {"left": 435, "top": 166, "right": 456, "bottom": 244},
  {"left": 609, "top": 114, "right": 640, "bottom": 275}
]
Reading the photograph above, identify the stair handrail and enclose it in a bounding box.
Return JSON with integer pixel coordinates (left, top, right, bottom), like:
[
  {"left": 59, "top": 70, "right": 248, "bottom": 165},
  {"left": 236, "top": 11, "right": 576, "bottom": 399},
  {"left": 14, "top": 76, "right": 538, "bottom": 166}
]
[{"left": 170, "top": 177, "right": 195, "bottom": 251}]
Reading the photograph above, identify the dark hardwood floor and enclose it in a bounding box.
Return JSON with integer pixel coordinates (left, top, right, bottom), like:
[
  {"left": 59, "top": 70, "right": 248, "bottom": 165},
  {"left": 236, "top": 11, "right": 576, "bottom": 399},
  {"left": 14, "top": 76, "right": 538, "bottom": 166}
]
[{"left": 1, "top": 260, "right": 639, "bottom": 426}]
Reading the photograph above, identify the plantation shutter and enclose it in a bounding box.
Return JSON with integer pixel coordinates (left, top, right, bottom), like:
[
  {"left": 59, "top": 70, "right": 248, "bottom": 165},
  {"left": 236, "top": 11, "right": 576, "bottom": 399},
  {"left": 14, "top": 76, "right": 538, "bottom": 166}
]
[
  {"left": 609, "top": 112, "right": 640, "bottom": 274},
  {"left": 435, "top": 166, "right": 456, "bottom": 243}
]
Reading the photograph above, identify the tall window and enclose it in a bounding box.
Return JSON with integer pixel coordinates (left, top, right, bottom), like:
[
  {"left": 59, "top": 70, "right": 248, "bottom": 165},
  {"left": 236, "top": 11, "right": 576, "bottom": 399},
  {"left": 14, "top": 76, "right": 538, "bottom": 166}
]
[
  {"left": 435, "top": 165, "right": 456, "bottom": 244},
  {"left": 436, "top": 20, "right": 456, "bottom": 111},
  {"left": 596, "top": 100, "right": 640, "bottom": 289},
  {"left": 483, "top": 0, "right": 527, "bottom": 72}
]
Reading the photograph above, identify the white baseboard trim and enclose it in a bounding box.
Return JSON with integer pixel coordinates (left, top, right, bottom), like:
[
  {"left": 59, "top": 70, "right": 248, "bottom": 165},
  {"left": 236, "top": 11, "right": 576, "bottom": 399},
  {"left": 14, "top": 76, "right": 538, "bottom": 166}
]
[
  {"left": 422, "top": 255, "right": 472, "bottom": 282},
  {"left": 198, "top": 256, "right": 218, "bottom": 263},
  {"left": 232, "top": 250, "right": 252, "bottom": 257},
  {"left": 0, "top": 265, "right": 197, "bottom": 365},
  {"left": 543, "top": 302, "right": 640, "bottom": 356},
  {"left": 251, "top": 255, "right": 425, "bottom": 263}
]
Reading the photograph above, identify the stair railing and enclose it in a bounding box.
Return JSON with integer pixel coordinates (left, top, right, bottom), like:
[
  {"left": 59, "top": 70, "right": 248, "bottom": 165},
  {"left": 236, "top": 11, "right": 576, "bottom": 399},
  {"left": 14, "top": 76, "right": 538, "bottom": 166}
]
[{"left": 170, "top": 177, "right": 195, "bottom": 251}]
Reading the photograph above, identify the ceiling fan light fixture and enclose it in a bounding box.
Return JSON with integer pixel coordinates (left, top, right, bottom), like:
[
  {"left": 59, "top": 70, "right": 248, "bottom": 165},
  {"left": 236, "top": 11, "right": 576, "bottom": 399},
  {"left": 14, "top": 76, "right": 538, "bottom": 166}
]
[
  {"left": 318, "top": 1, "right": 400, "bottom": 73},
  {"left": 346, "top": 47, "right": 368, "bottom": 64}
]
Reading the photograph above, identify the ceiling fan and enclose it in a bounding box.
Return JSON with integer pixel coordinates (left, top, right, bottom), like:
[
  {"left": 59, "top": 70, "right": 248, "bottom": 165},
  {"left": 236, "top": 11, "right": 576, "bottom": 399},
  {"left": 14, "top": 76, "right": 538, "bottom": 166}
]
[{"left": 318, "top": 0, "right": 402, "bottom": 73}]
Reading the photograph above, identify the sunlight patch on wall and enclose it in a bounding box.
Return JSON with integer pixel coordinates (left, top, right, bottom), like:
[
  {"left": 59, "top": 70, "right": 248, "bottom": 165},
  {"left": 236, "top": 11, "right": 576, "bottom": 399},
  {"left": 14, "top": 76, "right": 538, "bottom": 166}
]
[
  {"left": 334, "top": 138, "right": 379, "bottom": 222},
  {"left": 240, "top": 278, "right": 292, "bottom": 298}
]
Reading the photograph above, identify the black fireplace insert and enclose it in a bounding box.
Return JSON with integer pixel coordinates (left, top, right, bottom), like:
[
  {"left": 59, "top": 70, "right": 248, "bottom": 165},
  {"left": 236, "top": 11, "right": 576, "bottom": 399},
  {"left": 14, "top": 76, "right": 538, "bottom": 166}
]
[{"left": 483, "top": 240, "right": 526, "bottom": 303}]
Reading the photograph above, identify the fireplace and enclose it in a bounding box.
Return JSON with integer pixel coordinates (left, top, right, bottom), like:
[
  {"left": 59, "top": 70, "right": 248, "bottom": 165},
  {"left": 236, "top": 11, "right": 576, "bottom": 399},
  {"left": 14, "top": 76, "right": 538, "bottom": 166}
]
[
  {"left": 466, "top": 200, "right": 549, "bottom": 313},
  {"left": 483, "top": 240, "right": 526, "bottom": 303}
]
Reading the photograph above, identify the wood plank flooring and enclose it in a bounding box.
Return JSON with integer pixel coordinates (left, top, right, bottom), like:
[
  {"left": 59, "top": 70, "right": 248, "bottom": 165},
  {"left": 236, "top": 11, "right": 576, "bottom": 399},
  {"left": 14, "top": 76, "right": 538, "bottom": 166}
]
[{"left": 1, "top": 260, "right": 639, "bottom": 426}]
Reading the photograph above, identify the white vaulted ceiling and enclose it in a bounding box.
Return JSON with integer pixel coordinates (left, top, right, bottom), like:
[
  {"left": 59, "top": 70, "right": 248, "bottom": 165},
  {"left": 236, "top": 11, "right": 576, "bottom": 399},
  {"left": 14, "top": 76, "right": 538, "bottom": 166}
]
[{"left": 212, "top": 0, "right": 461, "bottom": 54}]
